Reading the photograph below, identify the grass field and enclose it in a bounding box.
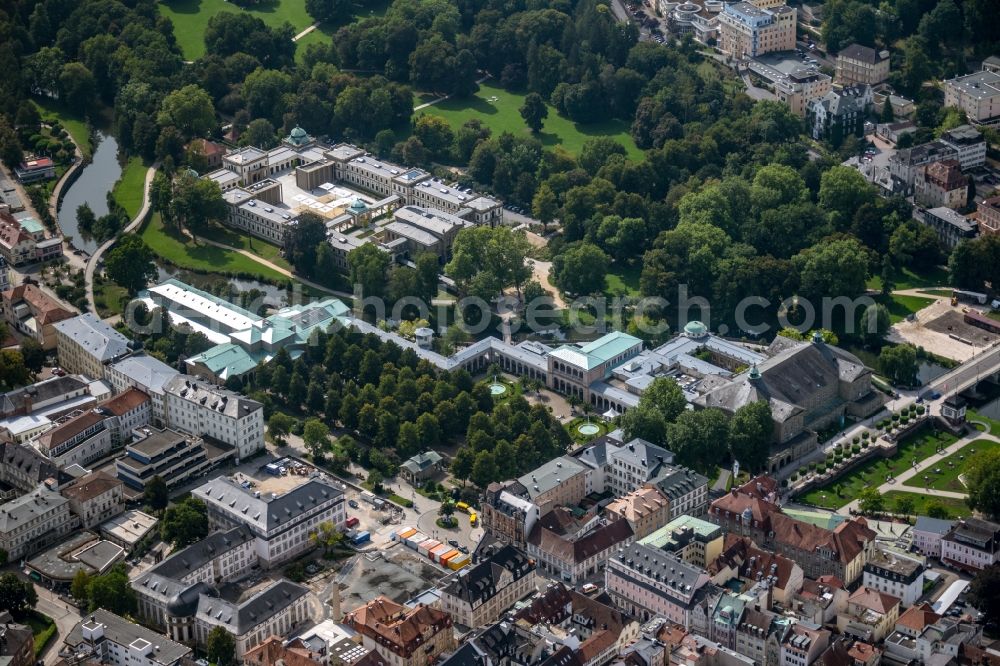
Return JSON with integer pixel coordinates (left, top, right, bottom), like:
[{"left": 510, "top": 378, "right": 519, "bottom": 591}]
[
  {"left": 867, "top": 264, "right": 951, "bottom": 292},
  {"left": 901, "top": 438, "right": 999, "bottom": 493},
  {"left": 414, "top": 82, "right": 643, "bottom": 159},
  {"left": 604, "top": 265, "right": 642, "bottom": 298},
  {"left": 31, "top": 98, "right": 92, "bottom": 158},
  {"left": 797, "top": 426, "right": 959, "bottom": 510},
  {"left": 141, "top": 213, "right": 290, "bottom": 282},
  {"left": 159, "top": 0, "right": 314, "bottom": 60},
  {"left": 882, "top": 491, "right": 971, "bottom": 519},
  {"left": 111, "top": 157, "right": 147, "bottom": 219},
  {"left": 197, "top": 222, "right": 293, "bottom": 271},
  {"left": 876, "top": 293, "right": 936, "bottom": 324},
  {"left": 94, "top": 275, "right": 131, "bottom": 318}
]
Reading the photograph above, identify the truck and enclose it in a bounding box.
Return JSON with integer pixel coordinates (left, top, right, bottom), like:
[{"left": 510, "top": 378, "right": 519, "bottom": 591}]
[
  {"left": 953, "top": 289, "right": 988, "bottom": 305},
  {"left": 345, "top": 516, "right": 360, "bottom": 528},
  {"left": 360, "top": 491, "right": 385, "bottom": 509},
  {"left": 469, "top": 512, "right": 478, "bottom": 527},
  {"left": 455, "top": 501, "right": 470, "bottom": 513}
]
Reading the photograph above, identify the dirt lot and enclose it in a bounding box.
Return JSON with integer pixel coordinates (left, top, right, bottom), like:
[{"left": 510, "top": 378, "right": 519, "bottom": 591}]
[{"left": 889, "top": 299, "right": 999, "bottom": 362}]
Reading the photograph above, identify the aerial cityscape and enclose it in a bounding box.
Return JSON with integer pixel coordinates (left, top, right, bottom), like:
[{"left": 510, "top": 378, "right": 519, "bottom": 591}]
[{"left": 1, "top": 0, "right": 1000, "bottom": 665}]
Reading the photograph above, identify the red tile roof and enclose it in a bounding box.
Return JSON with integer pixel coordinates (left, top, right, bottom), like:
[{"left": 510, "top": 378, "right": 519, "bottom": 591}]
[
  {"left": 709, "top": 535, "right": 799, "bottom": 590},
  {"left": 344, "top": 597, "right": 452, "bottom": 658},
  {"left": 848, "top": 586, "right": 900, "bottom": 614},
  {"left": 3, "top": 284, "right": 74, "bottom": 324},
  {"left": 100, "top": 388, "right": 150, "bottom": 416},
  {"left": 896, "top": 602, "right": 940, "bottom": 633}
]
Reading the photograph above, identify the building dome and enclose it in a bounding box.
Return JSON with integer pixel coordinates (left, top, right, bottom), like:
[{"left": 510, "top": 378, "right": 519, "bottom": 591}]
[
  {"left": 166, "top": 582, "right": 215, "bottom": 618},
  {"left": 683, "top": 320, "right": 708, "bottom": 338},
  {"left": 348, "top": 197, "right": 368, "bottom": 213},
  {"left": 286, "top": 126, "right": 311, "bottom": 146}
]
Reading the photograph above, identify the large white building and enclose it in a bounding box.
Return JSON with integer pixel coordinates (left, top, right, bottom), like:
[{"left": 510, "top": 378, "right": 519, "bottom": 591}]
[
  {"left": 53, "top": 313, "right": 133, "bottom": 380},
  {"left": 719, "top": 1, "right": 796, "bottom": 59},
  {"left": 106, "top": 353, "right": 180, "bottom": 426},
  {"left": 64, "top": 609, "right": 192, "bottom": 666},
  {"left": 943, "top": 68, "right": 1000, "bottom": 127},
  {"left": 0, "top": 484, "right": 74, "bottom": 560},
  {"left": 162, "top": 375, "right": 264, "bottom": 460},
  {"left": 192, "top": 476, "right": 346, "bottom": 566}
]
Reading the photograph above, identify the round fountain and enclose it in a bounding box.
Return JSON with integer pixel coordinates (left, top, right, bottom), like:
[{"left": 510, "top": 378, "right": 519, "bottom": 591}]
[{"left": 489, "top": 375, "right": 508, "bottom": 396}]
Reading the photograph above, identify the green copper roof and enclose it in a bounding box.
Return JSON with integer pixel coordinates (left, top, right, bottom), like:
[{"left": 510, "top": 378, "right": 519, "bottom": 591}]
[
  {"left": 186, "top": 343, "right": 262, "bottom": 379},
  {"left": 578, "top": 331, "right": 642, "bottom": 364}
]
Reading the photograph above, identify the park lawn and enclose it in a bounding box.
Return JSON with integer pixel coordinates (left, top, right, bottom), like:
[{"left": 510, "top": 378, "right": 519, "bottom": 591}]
[
  {"left": 875, "top": 293, "right": 935, "bottom": 324},
  {"left": 159, "top": 0, "right": 314, "bottom": 60},
  {"left": 604, "top": 264, "right": 642, "bottom": 298},
  {"left": 94, "top": 276, "right": 131, "bottom": 318},
  {"left": 866, "top": 265, "right": 951, "bottom": 292},
  {"left": 414, "top": 82, "right": 643, "bottom": 159},
  {"left": 797, "top": 426, "right": 959, "bottom": 510},
  {"left": 882, "top": 491, "right": 971, "bottom": 519},
  {"left": 968, "top": 408, "right": 1000, "bottom": 435},
  {"left": 31, "top": 98, "right": 91, "bottom": 158},
  {"left": 294, "top": 0, "right": 392, "bottom": 62},
  {"left": 901, "top": 438, "right": 1000, "bottom": 493},
  {"left": 25, "top": 610, "right": 56, "bottom": 654},
  {"left": 112, "top": 157, "right": 147, "bottom": 219},
  {"left": 196, "top": 222, "right": 293, "bottom": 271},
  {"left": 140, "top": 213, "right": 290, "bottom": 282}
]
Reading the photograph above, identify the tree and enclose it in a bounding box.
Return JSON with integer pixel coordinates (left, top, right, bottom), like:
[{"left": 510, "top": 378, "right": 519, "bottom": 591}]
[
  {"left": 144, "top": 476, "right": 169, "bottom": 511},
  {"left": 879, "top": 344, "right": 919, "bottom": 387},
  {"left": 87, "top": 564, "right": 136, "bottom": 615},
  {"left": 0, "top": 350, "right": 31, "bottom": 391},
  {"left": 268, "top": 412, "right": 295, "bottom": 445},
  {"left": 285, "top": 213, "right": 328, "bottom": 279},
  {"left": 305, "top": 0, "right": 351, "bottom": 23},
  {"left": 532, "top": 183, "right": 558, "bottom": 229},
  {"left": 880, "top": 97, "right": 894, "bottom": 123},
  {"left": 858, "top": 486, "right": 884, "bottom": 515},
  {"left": 925, "top": 502, "right": 950, "bottom": 519},
  {"left": 949, "top": 235, "right": 1000, "bottom": 292},
  {"left": 642, "top": 378, "right": 687, "bottom": 423},
  {"left": 520, "top": 93, "right": 548, "bottom": 133},
  {"left": 207, "top": 626, "right": 237, "bottom": 666},
  {"left": 793, "top": 238, "right": 870, "bottom": 301},
  {"left": 894, "top": 495, "right": 915, "bottom": 516},
  {"left": 969, "top": 564, "right": 1000, "bottom": 628},
  {"left": 157, "top": 85, "right": 216, "bottom": 139},
  {"left": 71, "top": 570, "right": 91, "bottom": 602},
  {"left": 58, "top": 62, "right": 97, "bottom": 110},
  {"left": 0, "top": 573, "right": 36, "bottom": 617},
  {"left": 18, "top": 338, "right": 45, "bottom": 373},
  {"left": 303, "top": 418, "right": 331, "bottom": 458},
  {"left": 161, "top": 498, "right": 209, "bottom": 547},
  {"left": 446, "top": 226, "right": 531, "bottom": 300},
  {"left": 728, "top": 401, "right": 772, "bottom": 471},
  {"left": 471, "top": 450, "right": 500, "bottom": 487},
  {"left": 413, "top": 115, "right": 454, "bottom": 159},
  {"left": 77, "top": 202, "right": 96, "bottom": 235},
  {"left": 367, "top": 468, "right": 384, "bottom": 491},
  {"left": 966, "top": 449, "right": 1000, "bottom": 520},
  {"left": 170, "top": 172, "right": 226, "bottom": 234},
  {"left": 859, "top": 303, "right": 891, "bottom": 345},
  {"left": 551, "top": 242, "right": 609, "bottom": 295},
  {"left": 105, "top": 235, "right": 157, "bottom": 294},
  {"left": 667, "top": 409, "right": 730, "bottom": 472},
  {"left": 309, "top": 520, "right": 345, "bottom": 557},
  {"left": 349, "top": 243, "right": 391, "bottom": 299},
  {"left": 241, "top": 118, "right": 277, "bottom": 149},
  {"left": 621, "top": 404, "right": 668, "bottom": 446},
  {"left": 818, "top": 166, "right": 876, "bottom": 228}
]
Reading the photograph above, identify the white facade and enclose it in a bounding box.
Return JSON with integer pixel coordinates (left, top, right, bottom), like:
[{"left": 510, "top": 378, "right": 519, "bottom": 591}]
[
  {"left": 0, "top": 484, "right": 74, "bottom": 560},
  {"left": 106, "top": 354, "right": 179, "bottom": 426},
  {"left": 163, "top": 376, "right": 264, "bottom": 460}
]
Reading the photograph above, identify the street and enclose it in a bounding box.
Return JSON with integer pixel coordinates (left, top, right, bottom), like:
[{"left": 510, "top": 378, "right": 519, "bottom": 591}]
[{"left": 35, "top": 585, "right": 80, "bottom": 665}]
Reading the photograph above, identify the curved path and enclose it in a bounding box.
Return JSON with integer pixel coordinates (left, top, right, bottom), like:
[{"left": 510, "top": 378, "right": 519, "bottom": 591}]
[{"left": 85, "top": 165, "right": 157, "bottom": 314}]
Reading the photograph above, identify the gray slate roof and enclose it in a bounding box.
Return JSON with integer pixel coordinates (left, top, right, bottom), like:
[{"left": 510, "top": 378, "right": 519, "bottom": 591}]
[
  {"left": 65, "top": 609, "right": 192, "bottom": 666},
  {"left": 109, "top": 353, "right": 179, "bottom": 394},
  {"left": 54, "top": 313, "right": 132, "bottom": 363},
  {"left": 192, "top": 476, "right": 344, "bottom": 534},
  {"left": 196, "top": 579, "right": 308, "bottom": 635},
  {"left": 0, "top": 485, "right": 67, "bottom": 532}
]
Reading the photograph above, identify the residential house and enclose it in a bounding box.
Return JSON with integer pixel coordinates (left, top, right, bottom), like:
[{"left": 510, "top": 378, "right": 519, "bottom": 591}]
[
  {"left": 649, "top": 468, "right": 709, "bottom": 519},
  {"left": 438, "top": 544, "right": 536, "bottom": 627},
  {"left": 718, "top": 2, "right": 796, "bottom": 59},
  {"left": 98, "top": 387, "right": 152, "bottom": 444},
  {"left": 940, "top": 517, "right": 1000, "bottom": 571},
  {"left": 888, "top": 141, "right": 959, "bottom": 192},
  {"left": 883, "top": 602, "right": 940, "bottom": 664},
  {"left": 875, "top": 120, "right": 917, "bottom": 144},
  {"left": 911, "top": 516, "right": 954, "bottom": 558},
  {"left": 708, "top": 535, "right": 804, "bottom": 607},
  {"left": 921, "top": 207, "right": 978, "bottom": 249},
  {"left": 913, "top": 617, "right": 983, "bottom": 664},
  {"left": 809, "top": 86, "right": 872, "bottom": 142},
  {"left": 60, "top": 470, "right": 124, "bottom": 529},
  {"left": 939, "top": 124, "right": 987, "bottom": 169},
  {"left": 62, "top": 609, "right": 192, "bottom": 666},
  {"left": 779, "top": 622, "right": 829, "bottom": 666},
  {"left": 482, "top": 482, "right": 541, "bottom": 548},
  {"left": 943, "top": 69, "right": 1000, "bottom": 126},
  {"left": 835, "top": 44, "right": 890, "bottom": 86},
  {"left": 344, "top": 597, "right": 455, "bottom": 666},
  {"left": 861, "top": 548, "right": 925, "bottom": 606},
  {"left": 53, "top": 313, "right": 133, "bottom": 380},
  {"left": 0, "top": 610, "right": 35, "bottom": 666},
  {"left": 14, "top": 157, "right": 55, "bottom": 184},
  {"left": 791, "top": 577, "right": 849, "bottom": 626},
  {"left": 438, "top": 621, "right": 550, "bottom": 666},
  {"left": 2, "top": 283, "right": 74, "bottom": 349},
  {"left": 605, "top": 487, "right": 671, "bottom": 539},
  {"left": 399, "top": 451, "right": 443, "bottom": 486},
  {"left": 527, "top": 508, "right": 635, "bottom": 584},
  {"left": 977, "top": 195, "right": 1000, "bottom": 237},
  {"left": 837, "top": 587, "right": 900, "bottom": 642},
  {"left": 0, "top": 441, "right": 57, "bottom": 496},
  {"left": 192, "top": 476, "right": 346, "bottom": 566},
  {"left": 0, "top": 484, "right": 74, "bottom": 560},
  {"left": 914, "top": 160, "right": 968, "bottom": 210}
]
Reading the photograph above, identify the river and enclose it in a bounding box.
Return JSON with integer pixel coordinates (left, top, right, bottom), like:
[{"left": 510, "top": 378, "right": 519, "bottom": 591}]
[{"left": 57, "top": 131, "right": 121, "bottom": 255}]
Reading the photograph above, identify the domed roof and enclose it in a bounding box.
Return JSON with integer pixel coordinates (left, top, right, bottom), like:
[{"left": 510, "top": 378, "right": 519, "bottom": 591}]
[
  {"left": 683, "top": 320, "right": 708, "bottom": 338},
  {"left": 166, "top": 581, "right": 215, "bottom": 617},
  {"left": 286, "top": 126, "right": 310, "bottom": 146},
  {"left": 348, "top": 197, "right": 368, "bottom": 213},
  {"left": 290, "top": 126, "right": 307, "bottom": 138}
]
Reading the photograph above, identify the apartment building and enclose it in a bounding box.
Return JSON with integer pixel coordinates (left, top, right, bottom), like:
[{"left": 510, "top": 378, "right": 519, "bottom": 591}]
[
  {"left": 514, "top": 456, "right": 589, "bottom": 514},
  {"left": 649, "top": 467, "right": 709, "bottom": 518},
  {"left": 1, "top": 283, "right": 74, "bottom": 349},
  {"left": 605, "top": 539, "right": 713, "bottom": 629},
  {"left": 719, "top": 2, "right": 795, "bottom": 59},
  {"left": 914, "top": 160, "right": 967, "bottom": 210},
  {"left": 837, "top": 587, "right": 900, "bottom": 642},
  {"left": 862, "top": 548, "right": 925, "bottom": 606},
  {"left": 527, "top": 508, "right": 634, "bottom": 584},
  {"left": 60, "top": 470, "right": 124, "bottom": 529},
  {"left": 940, "top": 517, "right": 1000, "bottom": 571},
  {"left": 63, "top": 610, "right": 192, "bottom": 666},
  {"left": 835, "top": 44, "right": 890, "bottom": 85},
  {"left": 482, "top": 483, "right": 541, "bottom": 548},
  {"left": 162, "top": 375, "right": 264, "bottom": 460},
  {"left": 192, "top": 476, "right": 346, "bottom": 566},
  {"left": 641, "top": 515, "right": 724, "bottom": 570},
  {"left": 939, "top": 124, "right": 988, "bottom": 169},
  {"left": 0, "top": 208, "right": 62, "bottom": 267},
  {"left": 106, "top": 354, "right": 180, "bottom": 426},
  {"left": 438, "top": 545, "right": 536, "bottom": 627},
  {"left": 707, "top": 535, "right": 804, "bottom": 606},
  {"left": 808, "top": 85, "right": 872, "bottom": 142},
  {"left": 911, "top": 516, "right": 954, "bottom": 558},
  {"left": 53, "top": 313, "right": 132, "bottom": 379},
  {"left": 344, "top": 597, "right": 455, "bottom": 666},
  {"left": 943, "top": 69, "right": 1000, "bottom": 126},
  {"left": 921, "top": 207, "right": 978, "bottom": 250},
  {"left": 978, "top": 195, "right": 1000, "bottom": 236},
  {"left": 0, "top": 441, "right": 57, "bottom": 496},
  {"left": 0, "top": 484, "right": 74, "bottom": 560},
  {"left": 605, "top": 487, "right": 671, "bottom": 539},
  {"left": 116, "top": 427, "right": 234, "bottom": 493},
  {"left": 888, "top": 141, "right": 959, "bottom": 192},
  {"left": 779, "top": 622, "right": 829, "bottom": 666}
]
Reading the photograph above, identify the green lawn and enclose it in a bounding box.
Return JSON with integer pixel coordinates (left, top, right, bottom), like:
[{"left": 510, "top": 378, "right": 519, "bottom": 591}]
[
  {"left": 604, "top": 265, "right": 642, "bottom": 298},
  {"left": 159, "top": 0, "right": 315, "bottom": 60},
  {"left": 94, "top": 276, "right": 131, "bottom": 318},
  {"left": 968, "top": 408, "right": 1000, "bottom": 435},
  {"left": 25, "top": 610, "right": 56, "bottom": 655},
  {"left": 31, "top": 98, "right": 92, "bottom": 158},
  {"left": 882, "top": 491, "right": 971, "bottom": 519},
  {"left": 414, "top": 82, "right": 643, "bottom": 159},
  {"left": 112, "top": 157, "right": 147, "bottom": 219},
  {"left": 140, "top": 212, "right": 290, "bottom": 282},
  {"left": 294, "top": 0, "right": 392, "bottom": 62},
  {"left": 797, "top": 426, "right": 959, "bottom": 510},
  {"left": 196, "top": 222, "right": 293, "bottom": 271},
  {"left": 876, "top": 293, "right": 935, "bottom": 324},
  {"left": 867, "top": 264, "right": 951, "bottom": 292},
  {"left": 901, "top": 438, "right": 999, "bottom": 493}
]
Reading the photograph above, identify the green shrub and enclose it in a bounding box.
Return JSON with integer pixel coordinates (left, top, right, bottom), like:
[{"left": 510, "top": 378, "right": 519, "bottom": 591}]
[
  {"left": 852, "top": 444, "right": 861, "bottom": 454},
  {"left": 853, "top": 436, "right": 860, "bottom": 444},
  {"left": 861, "top": 431, "right": 869, "bottom": 440}
]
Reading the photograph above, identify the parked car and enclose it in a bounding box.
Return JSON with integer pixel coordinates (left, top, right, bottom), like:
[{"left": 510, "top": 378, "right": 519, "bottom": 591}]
[
  {"left": 448, "top": 539, "right": 460, "bottom": 548},
  {"left": 348, "top": 499, "right": 359, "bottom": 509}
]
